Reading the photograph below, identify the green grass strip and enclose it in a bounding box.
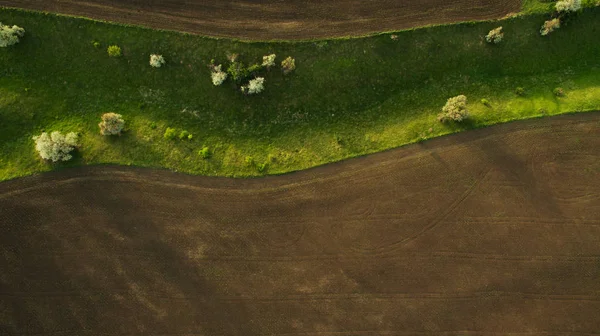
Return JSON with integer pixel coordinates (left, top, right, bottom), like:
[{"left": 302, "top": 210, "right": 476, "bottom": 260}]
[{"left": 1, "top": 7, "right": 599, "bottom": 180}]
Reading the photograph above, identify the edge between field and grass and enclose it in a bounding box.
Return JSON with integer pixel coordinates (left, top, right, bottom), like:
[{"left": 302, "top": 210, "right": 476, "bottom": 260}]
[{"left": 0, "top": 6, "right": 599, "bottom": 181}]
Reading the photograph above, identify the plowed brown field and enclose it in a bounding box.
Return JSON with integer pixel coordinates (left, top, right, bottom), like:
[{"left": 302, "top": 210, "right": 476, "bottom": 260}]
[
  {"left": 1, "top": 113, "right": 600, "bottom": 335},
  {"left": 0, "top": 0, "right": 521, "bottom": 40}
]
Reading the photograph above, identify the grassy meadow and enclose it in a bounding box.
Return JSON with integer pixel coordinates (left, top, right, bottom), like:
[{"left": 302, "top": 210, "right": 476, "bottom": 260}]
[{"left": 0, "top": 6, "right": 600, "bottom": 180}]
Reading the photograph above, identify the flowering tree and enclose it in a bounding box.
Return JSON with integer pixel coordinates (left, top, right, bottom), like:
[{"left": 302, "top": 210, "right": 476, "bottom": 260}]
[
  {"left": 540, "top": 18, "right": 561, "bottom": 36},
  {"left": 556, "top": 0, "right": 581, "bottom": 12},
  {"left": 241, "top": 77, "right": 265, "bottom": 95},
  {"left": 485, "top": 27, "right": 504, "bottom": 44},
  {"left": 99, "top": 113, "right": 125, "bottom": 135},
  {"left": 32, "top": 131, "right": 79, "bottom": 162},
  {"left": 0, "top": 23, "right": 25, "bottom": 48},
  {"left": 281, "top": 56, "right": 296, "bottom": 75},
  {"left": 149, "top": 54, "right": 166, "bottom": 68},
  {"left": 438, "top": 95, "right": 469, "bottom": 122},
  {"left": 262, "top": 54, "right": 276, "bottom": 69},
  {"left": 211, "top": 64, "right": 228, "bottom": 86}
]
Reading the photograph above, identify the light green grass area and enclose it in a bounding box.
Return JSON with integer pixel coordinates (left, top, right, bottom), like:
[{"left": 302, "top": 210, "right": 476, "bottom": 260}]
[{"left": 1, "top": 7, "right": 600, "bottom": 180}]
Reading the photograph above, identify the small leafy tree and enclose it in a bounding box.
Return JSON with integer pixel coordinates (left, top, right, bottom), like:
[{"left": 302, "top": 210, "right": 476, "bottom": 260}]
[
  {"left": 99, "top": 113, "right": 125, "bottom": 136},
  {"left": 438, "top": 95, "right": 469, "bottom": 122},
  {"left": 32, "top": 131, "right": 79, "bottom": 162},
  {"left": 540, "top": 18, "right": 561, "bottom": 36},
  {"left": 485, "top": 27, "right": 504, "bottom": 44},
  {"left": 281, "top": 56, "right": 296, "bottom": 75},
  {"left": 241, "top": 77, "right": 265, "bottom": 95},
  {"left": 227, "top": 61, "right": 249, "bottom": 84},
  {"left": 556, "top": 0, "right": 582, "bottom": 12},
  {"left": 262, "top": 54, "right": 276, "bottom": 69},
  {"left": 107, "top": 45, "right": 122, "bottom": 57},
  {"left": 199, "top": 146, "right": 211, "bottom": 159},
  {"left": 149, "top": 54, "right": 166, "bottom": 68},
  {"left": 0, "top": 23, "right": 25, "bottom": 48}
]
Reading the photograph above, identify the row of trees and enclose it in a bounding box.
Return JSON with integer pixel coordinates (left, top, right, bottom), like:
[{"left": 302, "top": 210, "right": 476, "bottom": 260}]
[{"left": 210, "top": 53, "right": 296, "bottom": 95}]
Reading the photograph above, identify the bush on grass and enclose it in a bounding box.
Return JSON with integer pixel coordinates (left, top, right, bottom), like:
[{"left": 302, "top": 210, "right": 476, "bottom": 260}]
[
  {"left": 485, "top": 27, "right": 504, "bottom": 44},
  {"left": 149, "top": 54, "right": 166, "bottom": 68},
  {"left": 99, "top": 112, "right": 125, "bottom": 136},
  {"left": 262, "top": 54, "right": 276, "bottom": 69},
  {"left": 199, "top": 146, "right": 211, "bottom": 159},
  {"left": 515, "top": 87, "right": 526, "bottom": 96},
  {"left": 179, "top": 130, "right": 192, "bottom": 140},
  {"left": 554, "top": 87, "right": 565, "bottom": 96},
  {"left": 210, "top": 64, "right": 228, "bottom": 86},
  {"left": 540, "top": 19, "right": 561, "bottom": 36},
  {"left": 281, "top": 56, "right": 296, "bottom": 75},
  {"left": 556, "top": 0, "right": 582, "bottom": 12},
  {"left": 164, "top": 127, "right": 177, "bottom": 140},
  {"left": 32, "top": 131, "right": 78, "bottom": 162},
  {"left": 241, "top": 77, "right": 265, "bottom": 95},
  {"left": 438, "top": 95, "right": 469, "bottom": 123},
  {"left": 107, "top": 45, "right": 122, "bottom": 57},
  {"left": 0, "top": 23, "right": 25, "bottom": 47}
]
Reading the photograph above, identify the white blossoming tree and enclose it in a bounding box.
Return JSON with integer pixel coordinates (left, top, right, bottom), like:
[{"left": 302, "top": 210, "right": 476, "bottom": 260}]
[
  {"left": 540, "top": 18, "right": 561, "bottom": 36},
  {"left": 149, "top": 54, "right": 166, "bottom": 68},
  {"left": 211, "top": 64, "right": 228, "bottom": 86},
  {"left": 262, "top": 54, "right": 276, "bottom": 69},
  {"left": 438, "top": 95, "right": 469, "bottom": 122},
  {"left": 556, "top": 0, "right": 581, "bottom": 13},
  {"left": 99, "top": 113, "right": 125, "bottom": 135},
  {"left": 32, "top": 131, "right": 79, "bottom": 162},
  {"left": 241, "top": 77, "right": 265, "bottom": 95},
  {"left": 0, "top": 23, "right": 25, "bottom": 48},
  {"left": 485, "top": 27, "right": 504, "bottom": 44}
]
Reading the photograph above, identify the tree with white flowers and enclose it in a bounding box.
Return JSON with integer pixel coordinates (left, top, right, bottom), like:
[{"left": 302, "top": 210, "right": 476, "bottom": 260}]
[
  {"left": 262, "top": 54, "right": 276, "bottom": 69},
  {"left": 556, "top": 0, "right": 581, "bottom": 13},
  {"left": 32, "top": 131, "right": 79, "bottom": 162},
  {"left": 211, "top": 64, "right": 228, "bottom": 86},
  {"left": 149, "top": 54, "right": 166, "bottom": 68},
  {"left": 485, "top": 27, "right": 504, "bottom": 44},
  {"left": 0, "top": 23, "right": 25, "bottom": 48},
  {"left": 241, "top": 77, "right": 265, "bottom": 95},
  {"left": 438, "top": 95, "right": 469, "bottom": 122}
]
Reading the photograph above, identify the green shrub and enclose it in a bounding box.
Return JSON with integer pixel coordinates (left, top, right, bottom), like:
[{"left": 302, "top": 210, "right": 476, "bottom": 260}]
[
  {"left": 227, "top": 61, "right": 249, "bottom": 83},
  {"left": 164, "top": 127, "right": 177, "bottom": 140},
  {"left": 247, "top": 63, "right": 262, "bottom": 74},
  {"left": 257, "top": 162, "right": 268, "bottom": 172},
  {"left": 92, "top": 41, "right": 100, "bottom": 48},
  {"left": 515, "top": 87, "right": 526, "bottom": 96},
  {"left": 107, "top": 45, "right": 122, "bottom": 57},
  {"left": 554, "top": 87, "right": 565, "bottom": 96},
  {"left": 199, "top": 146, "right": 211, "bottom": 159},
  {"left": 480, "top": 98, "right": 491, "bottom": 107},
  {"left": 245, "top": 156, "right": 254, "bottom": 166},
  {"left": 179, "top": 130, "right": 192, "bottom": 140},
  {"left": 150, "top": 122, "right": 157, "bottom": 129}
]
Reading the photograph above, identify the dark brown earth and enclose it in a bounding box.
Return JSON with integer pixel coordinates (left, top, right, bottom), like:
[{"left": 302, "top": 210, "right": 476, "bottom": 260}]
[
  {"left": 1, "top": 113, "right": 600, "bottom": 335},
  {"left": 0, "top": 0, "right": 521, "bottom": 40}
]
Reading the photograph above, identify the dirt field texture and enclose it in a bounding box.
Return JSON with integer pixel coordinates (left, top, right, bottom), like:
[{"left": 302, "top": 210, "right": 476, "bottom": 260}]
[
  {"left": 1, "top": 113, "right": 600, "bottom": 335},
  {"left": 0, "top": 0, "right": 521, "bottom": 40}
]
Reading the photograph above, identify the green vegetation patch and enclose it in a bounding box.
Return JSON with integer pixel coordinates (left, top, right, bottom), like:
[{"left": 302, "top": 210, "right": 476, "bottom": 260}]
[{"left": 1, "top": 7, "right": 600, "bottom": 180}]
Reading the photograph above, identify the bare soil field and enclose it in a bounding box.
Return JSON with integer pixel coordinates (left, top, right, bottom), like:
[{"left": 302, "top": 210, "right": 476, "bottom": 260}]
[
  {"left": 1, "top": 112, "right": 600, "bottom": 335},
  {"left": 0, "top": 0, "right": 521, "bottom": 40}
]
